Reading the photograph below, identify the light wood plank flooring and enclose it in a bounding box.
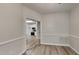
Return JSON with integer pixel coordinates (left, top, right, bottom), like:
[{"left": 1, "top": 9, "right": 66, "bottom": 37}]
[{"left": 26, "top": 44, "right": 78, "bottom": 55}]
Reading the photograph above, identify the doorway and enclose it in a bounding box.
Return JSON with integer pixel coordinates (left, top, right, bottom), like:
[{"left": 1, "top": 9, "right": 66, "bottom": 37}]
[{"left": 25, "top": 18, "right": 40, "bottom": 50}]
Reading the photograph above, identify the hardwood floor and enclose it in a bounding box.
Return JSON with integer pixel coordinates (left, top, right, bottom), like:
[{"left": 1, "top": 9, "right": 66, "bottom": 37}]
[
  {"left": 26, "top": 44, "right": 78, "bottom": 55},
  {"left": 26, "top": 36, "right": 77, "bottom": 55}
]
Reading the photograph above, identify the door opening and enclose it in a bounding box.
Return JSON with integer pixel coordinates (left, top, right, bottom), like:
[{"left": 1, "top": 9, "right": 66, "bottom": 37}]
[{"left": 25, "top": 18, "right": 40, "bottom": 49}]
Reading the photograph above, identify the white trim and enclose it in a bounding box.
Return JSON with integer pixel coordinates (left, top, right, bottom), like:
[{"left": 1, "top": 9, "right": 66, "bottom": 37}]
[
  {"left": 19, "top": 49, "right": 26, "bottom": 55},
  {"left": 0, "top": 36, "right": 25, "bottom": 46},
  {"left": 69, "top": 34, "right": 79, "bottom": 54},
  {"left": 70, "top": 34, "right": 79, "bottom": 38},
  {"left": 41, "top": 42, "right": 70, "bottom": 47},
  {"left": 69, "top": 45, "right": 79, "bottom": 54}
]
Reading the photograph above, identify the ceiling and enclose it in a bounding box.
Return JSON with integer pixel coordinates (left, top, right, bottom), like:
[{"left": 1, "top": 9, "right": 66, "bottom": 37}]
[{"left": 24, "top": 3, "right": 79, "bottom": 14}]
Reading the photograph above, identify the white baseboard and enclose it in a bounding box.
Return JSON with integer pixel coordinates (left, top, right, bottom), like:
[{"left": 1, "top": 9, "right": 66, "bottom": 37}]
[
  {"left": 69, "top": 45, "right": 79, "bottom": 54},
  {"left": 19, "top": 49, "right": 26, "bottom": 55},
  {"left": 70, "top": 34, "right": 79, "bottom": 38},
  {"left": 41, "top": 42, "right": 70, "bottom": 47},
  {"left": 69, "top": 34, "right": 79, "bottom": 54},
  {"left": 0, "top": 36, "right": 25, "bottom": 46}
]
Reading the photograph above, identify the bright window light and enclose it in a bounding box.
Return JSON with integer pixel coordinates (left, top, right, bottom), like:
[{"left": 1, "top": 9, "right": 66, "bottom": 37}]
[{"left": 26, "top": 20, "right": 34, "bottom": 23}]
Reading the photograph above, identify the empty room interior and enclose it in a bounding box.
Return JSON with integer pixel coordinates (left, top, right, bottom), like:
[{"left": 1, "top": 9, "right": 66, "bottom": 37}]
[{"left": 0, "top": 3, "right": 79, "bottom": 55}]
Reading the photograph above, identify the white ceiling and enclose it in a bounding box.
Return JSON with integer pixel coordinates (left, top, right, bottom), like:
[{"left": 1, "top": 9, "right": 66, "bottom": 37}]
[{"left": 24, "top": 3, "right": 79, "bottom": 14}]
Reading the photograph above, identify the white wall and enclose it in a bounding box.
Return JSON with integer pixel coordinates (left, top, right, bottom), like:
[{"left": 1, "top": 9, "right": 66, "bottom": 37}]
[
  {"left": 69, "top": 5, "right": 79, "bottom": 54},
  {"left": 0, "top": 4, "right": 26, "bottom": 55},
  {"left": 41, "top": 12, "right": 69, "bottom": 46},
  {"left": 23, "top": 6, "right": 41, "bottom": 22}
]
